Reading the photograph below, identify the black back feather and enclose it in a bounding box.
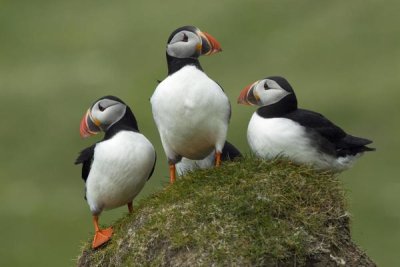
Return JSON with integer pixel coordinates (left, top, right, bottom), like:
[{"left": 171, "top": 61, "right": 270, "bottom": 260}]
[{"left": 147, "top": 152, "right": 157, "bottom": 181}]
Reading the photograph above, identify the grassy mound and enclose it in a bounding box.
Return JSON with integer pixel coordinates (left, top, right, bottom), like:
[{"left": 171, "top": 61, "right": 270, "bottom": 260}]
[{"left": 77, "top": 158, "right": 375, "bottom": 266}]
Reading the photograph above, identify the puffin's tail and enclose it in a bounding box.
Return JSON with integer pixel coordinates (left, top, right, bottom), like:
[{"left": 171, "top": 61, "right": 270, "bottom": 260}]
[
  {"left": 337, "top": 135, "right": 375, "bottom": 157},
  {"left": 221, "top": 141, "right": 242, "bottom": 161}
]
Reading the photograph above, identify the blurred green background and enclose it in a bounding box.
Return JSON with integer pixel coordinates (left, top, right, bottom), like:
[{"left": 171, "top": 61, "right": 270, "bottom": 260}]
[{"left": 0, "top": 0, "right": 398, "bottom": 266}]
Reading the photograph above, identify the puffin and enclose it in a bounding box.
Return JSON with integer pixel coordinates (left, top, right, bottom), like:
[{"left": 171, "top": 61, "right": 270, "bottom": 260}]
[
  {"left": 176, "top": 141, "right": 242, "bottom": 176},
  {"left": 237, "top": 76, "right": 375, "bottom": 171},
  {"left": 151, "top": 25, "right": 231, "bottom": 183},
  {"left": 75, "top": 96, "right": 156, "bottom": 249}
]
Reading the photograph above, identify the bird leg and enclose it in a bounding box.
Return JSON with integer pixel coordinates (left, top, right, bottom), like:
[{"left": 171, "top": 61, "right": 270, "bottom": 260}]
[
  {"left": 215, "top": 151, "right": 222, "bottom": 167},
  {"left": 169, "top": 164, "right": 176, "bottom": 184},
  {"left": 127, "top": 202, "right": 133, "bottom": 213},
  {"left": 92, "top": 215, "right": 113, "bottom": 249}
]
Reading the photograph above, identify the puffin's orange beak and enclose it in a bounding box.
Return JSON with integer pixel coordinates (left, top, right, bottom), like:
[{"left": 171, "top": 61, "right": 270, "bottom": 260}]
[
  {"left": 79, "top": 109, "right": 101, "bottom": 138},
  {"left": 237, "top": 81, "right": 259, "bottom": 106},
  {"left": 199, "top": 31, "right": 222, "bottom": 55}
]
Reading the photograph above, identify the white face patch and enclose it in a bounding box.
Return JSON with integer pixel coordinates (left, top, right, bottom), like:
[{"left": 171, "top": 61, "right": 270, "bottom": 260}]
[
  {"left": 166, "top": 30, "right": 201, "bottom": 58},
  {"left": 254, "top": 79, "right": 291, "bottom": 106},
  {"left": 91, "top": 99, "right": 126, "bottom": 130}
]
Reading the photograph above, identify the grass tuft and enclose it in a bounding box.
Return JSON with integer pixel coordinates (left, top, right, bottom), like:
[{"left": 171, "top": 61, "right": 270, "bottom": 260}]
[{"left": 77, "top": 157, "right": 375, "bottom": 267}]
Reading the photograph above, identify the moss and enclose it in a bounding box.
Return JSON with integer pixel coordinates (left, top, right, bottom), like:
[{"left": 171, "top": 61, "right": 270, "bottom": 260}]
[{"left": 77, "top": 157, "right": 375, "bottom": 267}]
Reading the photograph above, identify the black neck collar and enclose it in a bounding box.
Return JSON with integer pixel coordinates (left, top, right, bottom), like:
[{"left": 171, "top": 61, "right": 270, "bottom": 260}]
[
  {"left": 167, "top": 53, "right": 203, "bottom": 75},
  {"left": 103, "top": 107, "right": 139, "bottom": 140},
  {"left": 256, "top": 94, "right": 298, "bottom": 118}
]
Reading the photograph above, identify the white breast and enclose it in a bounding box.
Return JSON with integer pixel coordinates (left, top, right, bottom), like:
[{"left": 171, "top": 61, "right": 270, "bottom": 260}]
[
  {"left": 85, "top": 131, "right": 155, "bottom": 215},
  {"left": 247, "top": 113, "right": 353, "bottom": 171},
  {"left": 151, "top": 66, "right": 230, "bottom": 160}
]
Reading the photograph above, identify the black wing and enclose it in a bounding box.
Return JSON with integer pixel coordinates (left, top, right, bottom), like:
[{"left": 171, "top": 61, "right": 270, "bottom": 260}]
[
  {"left": 74, "top": 144, "right": 96, "bottom": 182},
  {"left": 284, "top": 109, "right": 374, "bottom": 156},
  {"left": 284, "top": 109, "right": 347, "bottom": 141}
]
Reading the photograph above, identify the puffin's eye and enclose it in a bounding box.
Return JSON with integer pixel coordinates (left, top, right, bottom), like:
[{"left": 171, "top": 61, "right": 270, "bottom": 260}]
[
  {"left": 264, "top": 82, "right": 269, "bottom": 90},
  {"left": 182, "top": 33, "right": 188, "bottom": 42},
  {"left": 98, "top": 103, "right": 106, "bottom": 112}
]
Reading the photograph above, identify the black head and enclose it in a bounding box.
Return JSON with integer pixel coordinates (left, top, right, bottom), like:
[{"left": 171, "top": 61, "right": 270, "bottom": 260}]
[
  {"left": 238, "top": 76, "right": 297, "bottom": 107},
  {"left": 79, "top": 95, "right": 139, "bottom": 138},
  {"left": 166, "top": 25, "right": 222, "bottom": 59},
  {"left": 265, "top": 76, "right": 295, "bottom": 94}
]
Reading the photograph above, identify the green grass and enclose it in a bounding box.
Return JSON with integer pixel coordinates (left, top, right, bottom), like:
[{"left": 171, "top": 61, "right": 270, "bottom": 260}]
[
  {"left": 0, "top": 1, "right": 399, "bottom": 266},
  {"left": 77, "top": 158, "right": 373, "bottom": 266}
]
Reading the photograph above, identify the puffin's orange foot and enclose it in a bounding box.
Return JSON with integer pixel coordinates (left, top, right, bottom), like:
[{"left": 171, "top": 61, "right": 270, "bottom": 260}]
[
  {"left": 92, "top": 227, "right": 113, "bottom": 249},
  {"left": 169, "top": 164, "right": 176, "bottom": 184},
  {"left": 215, "top": 152, "right": 222, "bottom": 167}
]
